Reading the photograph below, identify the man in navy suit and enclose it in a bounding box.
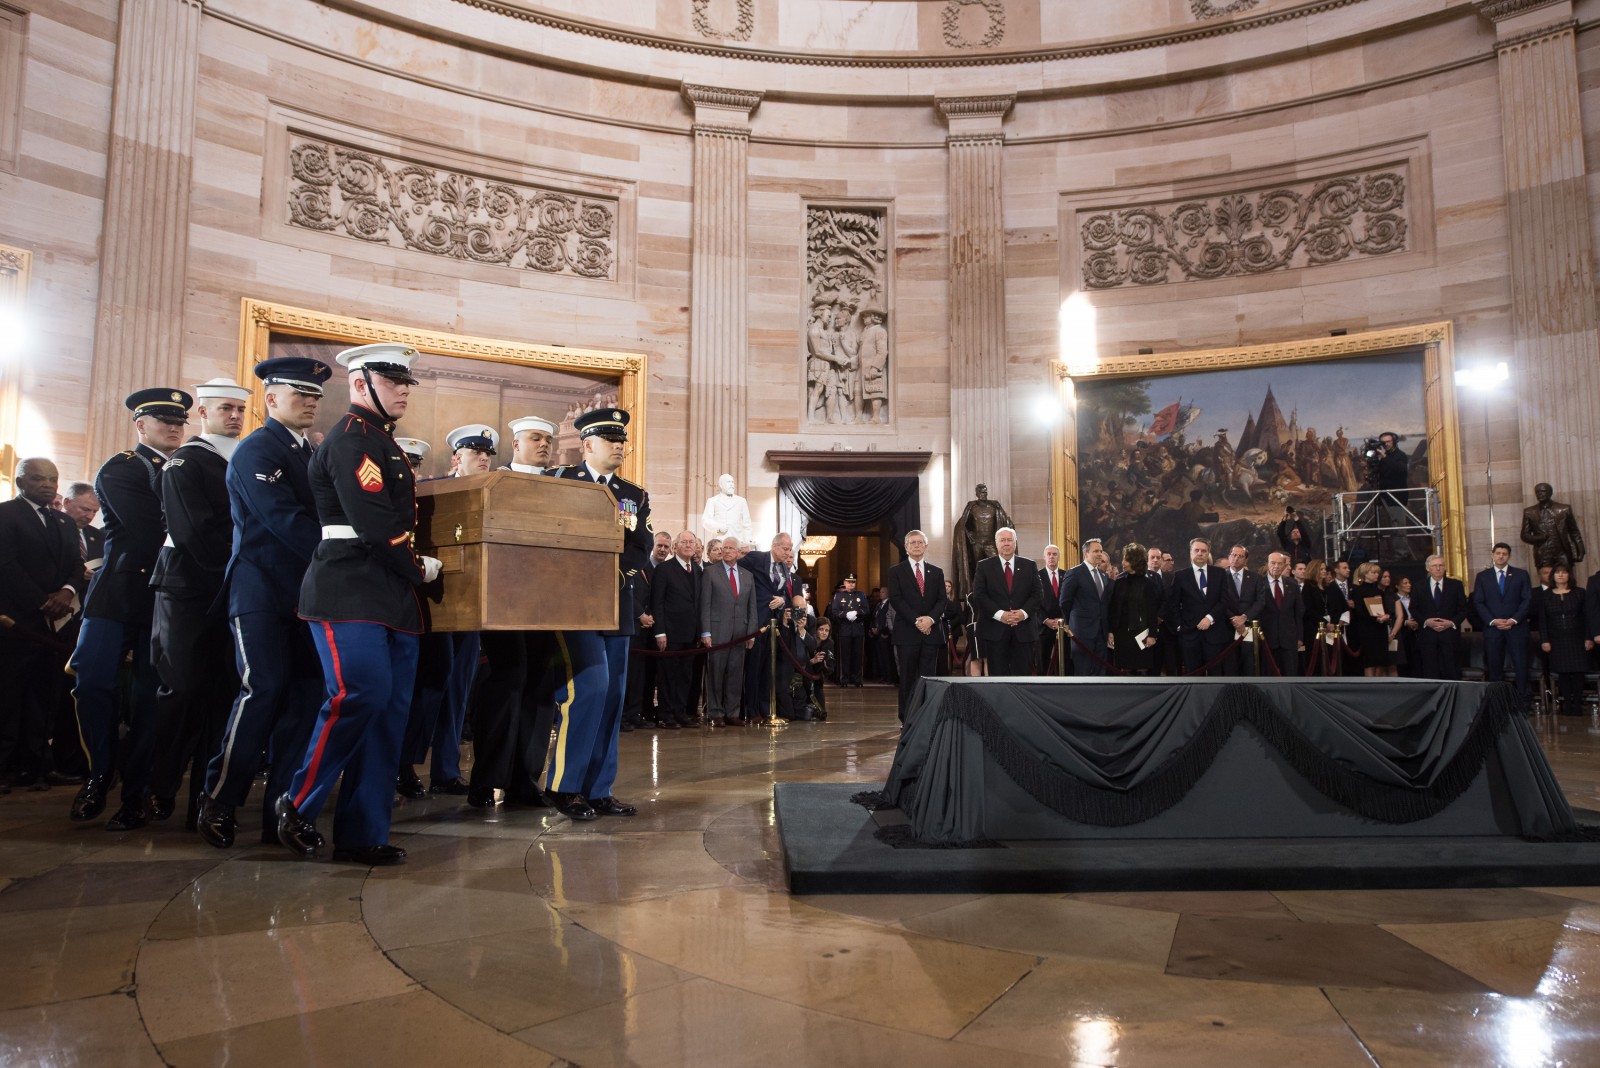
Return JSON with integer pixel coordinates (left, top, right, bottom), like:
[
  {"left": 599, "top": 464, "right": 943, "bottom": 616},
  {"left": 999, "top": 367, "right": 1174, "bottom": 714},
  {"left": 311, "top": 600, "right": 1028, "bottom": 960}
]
[
  {"left": 196, "top": 357, "right": 331, "bottom": 850},
  {"left": 886, "top": 529, "right": 948, "bottom": 720},
  {"left": 969, "top": 527, "right": 1045, "bottom": 676},
  {"left": 1223, "top": 544, "right": 1268, "bottom": 675},
  {"left": 1163, "top": 537, "right": 1239, "bottom": 676},
  {"left": 738, "top": 532, "right": 798, "bottom": 721},
  {"left": 1471, "top": 541, "right": 1533, "bottom": 703},
  {"left": 1413, "top": 553, "right": 1469, "bottom": 680},
  {"left": 1058, "top": 537, "right": 1112, "bottom": 676},
  {"left": 651, "top": 530, "right": 703, "bottom": 728}
]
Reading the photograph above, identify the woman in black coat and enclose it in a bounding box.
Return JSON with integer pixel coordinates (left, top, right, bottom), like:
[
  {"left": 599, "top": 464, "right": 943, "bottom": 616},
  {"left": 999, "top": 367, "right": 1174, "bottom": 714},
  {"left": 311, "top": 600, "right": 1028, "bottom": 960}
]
[
  {"left": 1349, "top": 561, "right": 1396, "bottom": 677},
  {"left": 1106, "top": 542, "right": 1159, "bottom": 676},
  {"left": 1300, "top": 560, "right": 1328, "bottom": 674},
  {"left": 1538, "top": 564, "right": 1592, "bottom": 715}
]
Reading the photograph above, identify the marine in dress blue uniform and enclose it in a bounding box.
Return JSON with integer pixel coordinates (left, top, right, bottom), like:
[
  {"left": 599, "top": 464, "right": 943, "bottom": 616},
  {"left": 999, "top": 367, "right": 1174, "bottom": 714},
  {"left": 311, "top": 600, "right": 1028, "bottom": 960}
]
[
  {"left": 147, "top": 378, "right": 250, "bottom": 826},
  {"left": 196, "top": 357, "right": 332, "bottom": 850},
  {"left": 276, "top": 344, "right": 441, "bottom": 867},
  {"left": 69, "top": 388, "right": 192, "bottom": 830},
  {"left": 545, "top": 408, "right": 652, "bottom": 820}
]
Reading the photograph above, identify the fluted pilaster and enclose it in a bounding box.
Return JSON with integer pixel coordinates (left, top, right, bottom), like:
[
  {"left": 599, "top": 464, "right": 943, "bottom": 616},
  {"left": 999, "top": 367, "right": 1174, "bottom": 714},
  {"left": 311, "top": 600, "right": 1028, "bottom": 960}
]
[
  {"left": 683, "top": 84, "right": 761, "bottom": 533},
  {"left": 940, "top": 95, "right": 1013, "bottom": 519},
  {"left": 86, "top": 0, "right": 204, "bottom": 466},
  {"left": 1478, "top": 1, "right": 1600, "bottom": 559}
]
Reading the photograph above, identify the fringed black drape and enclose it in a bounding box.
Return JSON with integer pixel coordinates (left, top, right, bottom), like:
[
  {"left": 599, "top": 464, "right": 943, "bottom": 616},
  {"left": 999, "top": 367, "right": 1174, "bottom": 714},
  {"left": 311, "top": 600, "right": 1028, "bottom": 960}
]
[{"left": 778, "top": 476, "right": 920, "bottom": 552}]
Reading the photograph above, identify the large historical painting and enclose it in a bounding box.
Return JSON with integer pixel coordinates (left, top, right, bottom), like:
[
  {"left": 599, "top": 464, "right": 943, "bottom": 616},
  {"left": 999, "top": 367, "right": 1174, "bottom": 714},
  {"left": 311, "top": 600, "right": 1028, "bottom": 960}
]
[{"left": 1075, "top": 350, "right": 1431, "bottom": 558}]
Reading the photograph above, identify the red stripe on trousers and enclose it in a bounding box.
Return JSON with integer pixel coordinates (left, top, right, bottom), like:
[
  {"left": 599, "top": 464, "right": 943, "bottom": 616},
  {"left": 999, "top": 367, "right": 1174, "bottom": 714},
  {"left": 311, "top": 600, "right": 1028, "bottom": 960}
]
[{"left": 294, "top": 621, "right": 347, "bottom": 807}]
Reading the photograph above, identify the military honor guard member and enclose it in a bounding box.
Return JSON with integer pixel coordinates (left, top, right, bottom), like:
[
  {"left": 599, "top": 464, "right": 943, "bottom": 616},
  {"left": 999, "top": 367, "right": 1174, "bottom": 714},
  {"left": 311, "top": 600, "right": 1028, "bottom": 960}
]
[
  {"left": 826, "top": 574, "right": 868, "bottom": 687},
  {"left": 147, "top": 378, "right": 249, "bottom": 826},
  {"left": 69, "top": 388, "right": 191, "bottom": 829},
  {"left": 465, "top": 415, "right": 562, "bottom": 807},
  {"left": 197, "top": 357, "right": 331, "bottom": 849},
  {"left": 275, "top": 344, "right": 442, "bottom": 866},
  {"left": 544, "top": 408, "right": 652, "bottom": 820},
  {"left": 396, "top": 437, "right": 430, "bottom": 471}
]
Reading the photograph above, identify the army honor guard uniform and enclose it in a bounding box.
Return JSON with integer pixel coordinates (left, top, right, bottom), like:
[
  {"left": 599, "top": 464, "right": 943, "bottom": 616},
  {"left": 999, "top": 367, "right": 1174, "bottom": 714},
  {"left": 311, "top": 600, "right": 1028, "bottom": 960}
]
[
  {"left": 148, "top": 378, "right": 251, "bottom": 825},
  {"left": 546, "top": 408, "right": 652, "bottom": 820},
  {"left": 276, "top": 344, "right": 441, "bottom": 866},
  {"left": 69, "top": 388, "right": 192, "bottom": 829},
  {"left": 197, "top": 357, "right": 332, "bottom": 849}
]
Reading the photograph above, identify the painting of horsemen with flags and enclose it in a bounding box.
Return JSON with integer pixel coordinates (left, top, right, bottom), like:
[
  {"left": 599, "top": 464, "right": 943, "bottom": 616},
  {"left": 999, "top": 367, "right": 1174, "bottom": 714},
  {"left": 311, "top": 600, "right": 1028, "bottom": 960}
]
[{"left": 1074, "top": 350, "right": 1431, "bottom": 558}]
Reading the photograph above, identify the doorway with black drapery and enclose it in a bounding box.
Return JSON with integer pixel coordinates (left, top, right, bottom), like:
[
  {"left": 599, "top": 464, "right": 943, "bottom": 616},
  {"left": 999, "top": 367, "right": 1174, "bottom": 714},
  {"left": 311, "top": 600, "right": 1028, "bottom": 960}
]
[{"left": 778, "top": 475, "right": 920, "bottom": 688}]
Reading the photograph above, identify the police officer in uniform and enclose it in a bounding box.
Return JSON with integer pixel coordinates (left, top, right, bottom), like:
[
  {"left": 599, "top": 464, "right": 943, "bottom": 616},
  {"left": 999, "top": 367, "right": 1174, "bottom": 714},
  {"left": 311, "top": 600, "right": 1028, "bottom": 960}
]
[
  {"left": 276, "top": 344, "right": 441, "bottom": 866},
  {"left": 148, "top": 378, "right": 249, "bottom": 827},
  {"left": 826, "top": 574, "right": 868, "bottom": 687},
  {"left": 69, "top": 388, "right": 191, "bottom": 830},
  {"left": 469, "top": 415, "right": 561, "bottom": 808},
  {"left": 397, "top": 424, "right": 493, "bottom": 798},
  {"left": 197, "top": 357, "right": 331, "bottom": 849},
  {"left": 544, "top": 408, "right": 651, "bottom": 820}
]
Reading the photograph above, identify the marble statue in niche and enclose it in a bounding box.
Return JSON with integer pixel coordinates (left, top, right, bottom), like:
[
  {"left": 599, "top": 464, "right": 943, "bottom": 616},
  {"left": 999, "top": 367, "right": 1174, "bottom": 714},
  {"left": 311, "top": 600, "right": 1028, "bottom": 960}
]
[
  {"left": 702, "top": 473, "right": 754, "bottom": 546},
  {"left": 805, "top": 207, "right": 889, "bottom": 425}
]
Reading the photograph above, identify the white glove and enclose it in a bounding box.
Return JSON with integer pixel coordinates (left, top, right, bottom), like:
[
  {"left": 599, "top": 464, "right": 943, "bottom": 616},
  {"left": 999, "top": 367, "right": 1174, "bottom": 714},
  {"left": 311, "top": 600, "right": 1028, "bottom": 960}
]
[
  {"left": 420, "top": 555, "right": 442, "bottom": 583},
  {"left": 846, "top": 610, "right": 858, "bottom": 621}
]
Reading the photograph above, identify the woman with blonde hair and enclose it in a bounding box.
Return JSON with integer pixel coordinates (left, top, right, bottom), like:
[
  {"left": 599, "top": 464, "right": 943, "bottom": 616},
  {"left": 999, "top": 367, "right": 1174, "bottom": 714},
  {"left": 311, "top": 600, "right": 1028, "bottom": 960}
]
[{"left": 1349, "top": 560, "right": 1397, "bottom": 677}]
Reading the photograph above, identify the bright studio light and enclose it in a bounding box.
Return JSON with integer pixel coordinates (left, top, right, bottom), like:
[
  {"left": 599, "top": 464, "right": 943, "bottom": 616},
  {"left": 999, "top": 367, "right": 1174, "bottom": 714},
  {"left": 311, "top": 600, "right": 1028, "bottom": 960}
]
[
  {"left": 1032, "top": 393, "right": 1064, "bottom": 425},
  {"left": 0, "top": 303, "right": 31, "bottom": 361},
  {"left": 1058, "top": 291, "right": 1100, "bottom": 376},
  {"left": 1453, "top": 361, "right": 1509, "bottom": 392}
]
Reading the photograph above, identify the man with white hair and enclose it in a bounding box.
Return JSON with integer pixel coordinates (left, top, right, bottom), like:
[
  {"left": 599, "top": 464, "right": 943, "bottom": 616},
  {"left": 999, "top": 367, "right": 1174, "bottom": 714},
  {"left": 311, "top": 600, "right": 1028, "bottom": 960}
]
[
  {"left": 738, "top": 532, "right": 798, "bottom": 722},
  {"left": 969, "top": 527, "right": 1044, "bottom": 677},
  {"left": 147, "top": 377, "right": 250, "bottom": 826}
]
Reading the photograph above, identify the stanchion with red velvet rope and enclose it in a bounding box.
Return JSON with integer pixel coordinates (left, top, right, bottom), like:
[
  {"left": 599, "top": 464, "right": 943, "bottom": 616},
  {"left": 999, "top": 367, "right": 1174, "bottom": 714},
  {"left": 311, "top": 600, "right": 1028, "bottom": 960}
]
[
  {"left": 1257, "top": 632, "right": 1284, "bottom": 678},
  {"left": 633, "top": 627, "right": 766, "bottom": 658}
]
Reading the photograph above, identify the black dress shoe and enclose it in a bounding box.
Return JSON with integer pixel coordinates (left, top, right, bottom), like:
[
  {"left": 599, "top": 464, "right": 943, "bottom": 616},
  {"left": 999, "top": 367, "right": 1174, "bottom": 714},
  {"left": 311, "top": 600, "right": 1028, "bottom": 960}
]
[
  {"left": 431, "top": 777, "right": 470, "bottom": 796},
  {"left": 396, "top": 770, "right": 429, "bottom": 800},
  {"left": 725, "top": 716, "right": 744, "bottom": 727},
  {"left": 147, "top": 795, "right": 175, "bottom": 822},
  {"left": 548, "top": 792, "right": 597, "bottom": 820},
  {"left": 590, "top": 796, "right": 637, "bottom": 817},
  {"left": 274, "top": 793, "right": 324, "bottom": 857},
  {"left": 45, "top": 770, "right": 85, "bottom": 787},
  {"left": 331, "top": 844, "right": 407, "bottom": 866},
  {"left": 197, "top": 799, "right": 236, "bottom": 849},
  {"left": 70, "top": 777, "right": 108, "bottom": 822},
  {"left": 466, "top": 784, "right": 500, "bottom": 808},
  {"left": 620, "top": 719, "right": 636, "bottom": 733},
  {"left": 656, "top": 718, "right": 679, "bottom": 730},
  {"left": 105, "top": 804, "right": 148, "bottom": 832}
]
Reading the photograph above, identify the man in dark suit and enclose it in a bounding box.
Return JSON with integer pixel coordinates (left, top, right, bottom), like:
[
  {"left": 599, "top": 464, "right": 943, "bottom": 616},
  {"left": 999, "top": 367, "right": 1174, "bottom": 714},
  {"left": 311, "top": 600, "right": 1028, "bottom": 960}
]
[
  {"left": 651, "top": 530, "right": 702, "bottom": 728},
  {"left": 700, "top": 537, "right": 755, "bottom": 727},
  {"left": 622, "top": 531, "right": 672, "bottom": 729},
  {"left": 0, "top": 458, "right": 81, "bottom": 791},
  {"left": 50, "top": 482, "right": 103, "bottom": 780},
  {"left": 69, "top": 388, "right": 192, "bottom": 830},
  {"left": 887, "top": 529, "right": 948, "bottom": 721},
  {"left": 969, "top": 527, "right": 1044, "bottom": 677},
  {"left": 1257, "top": 551, "right": 1305, "bottom": 675},
  {"left": 1413, "top": 553, "right": 1469, "bottom": 681},
  {"left": 1163, "top": 537, "right": 1239, "bottom": 676},
  {"left": 737, "top": 532, "right": 797, "bottom": 722},
  {"left": 1035, "top": 544, "right": 1066, "bottom": 675},
  {"left": 1059, "top": 538, "right": 1112, "bottom": 676},
  {"left": 148, "top": 378, "right": 249, "bottom": 826},
  {"left": 1223, "top": 544, "right": 1268, "bottom": 675},
  {"left": 197, "top": 357, "right": 331, "bottom": 850},
  {"left": 1471, "top": 541, "right": 1534, "bottom": 703}
]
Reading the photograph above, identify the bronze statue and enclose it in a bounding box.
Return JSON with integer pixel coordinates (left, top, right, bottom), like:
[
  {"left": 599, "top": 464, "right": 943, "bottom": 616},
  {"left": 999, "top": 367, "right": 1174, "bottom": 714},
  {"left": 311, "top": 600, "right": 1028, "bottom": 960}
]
[
  {"left": 952, "top": 483, "right": 1013, "bottom": 604},
  {"left": 1520, "top": 482, "right": 1586, "bottom": 567}
]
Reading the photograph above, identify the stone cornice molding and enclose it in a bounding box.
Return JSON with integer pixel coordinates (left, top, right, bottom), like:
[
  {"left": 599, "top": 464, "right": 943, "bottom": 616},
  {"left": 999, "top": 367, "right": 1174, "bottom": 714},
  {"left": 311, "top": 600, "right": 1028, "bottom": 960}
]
[
  {"left": 1493, "top": 16, "right": 1577, "bottom": 49},
  {"left": 1473, "top": 0, "right": 1566, "bottom": 22},
  {"left": 435, "top": 0, "right": 1371, "bottom": 69},
  {"left": 936, "top": 94, "right": 1016, "bottom": 120},
  {"left": 681, "top": 83, "right": 763, "bottom": 115},
  {"left": 945, "top": 132, "right": 1005, "bottom": 147},
  {"left": 690, "top": 122, "right": 755, "bottom": 139}
]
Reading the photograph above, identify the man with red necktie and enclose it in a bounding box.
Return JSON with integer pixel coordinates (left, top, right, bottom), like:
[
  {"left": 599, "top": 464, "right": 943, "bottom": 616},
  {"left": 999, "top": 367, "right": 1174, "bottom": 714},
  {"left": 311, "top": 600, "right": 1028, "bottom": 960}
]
[
  {"left": 1257, "top": 551, "right": 1305, "bottom": 675},
  {"left": 1035, "top": 543, "right": 1066, "bottom": 675},
  {"left": 969, "top": 527, "right": 1044, "bottom": 677},
  {"left": 887, "top": 530, "right": 949, "bottom": 722}
]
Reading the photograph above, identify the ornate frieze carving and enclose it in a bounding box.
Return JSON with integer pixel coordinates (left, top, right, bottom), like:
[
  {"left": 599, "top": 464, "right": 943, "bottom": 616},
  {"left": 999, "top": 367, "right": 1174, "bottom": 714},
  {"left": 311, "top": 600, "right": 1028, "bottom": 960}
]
[
  {"left": 681, "top": 83, "right": 763, "bottom": 115},
  {"left": 1473, "top": 0, "right": 1567, "bottom": 21},
  {"left": 941, "top": 0, "right": 1005, "bottom": 48},
  {"left": 1191, "top": 0, "right": 1263, "bottom": 18},
  {"left": 691, "top": 0, "right": 753, "bottom": 41},
  {"left": 805, "top": 206, "right": 891, "bottom": 425},
  {"left": 286, "top": 137, "right": 617, "bottom": 280},
  {"left": 1078, "top": 169, "right": 1408, "bottom": 290}
]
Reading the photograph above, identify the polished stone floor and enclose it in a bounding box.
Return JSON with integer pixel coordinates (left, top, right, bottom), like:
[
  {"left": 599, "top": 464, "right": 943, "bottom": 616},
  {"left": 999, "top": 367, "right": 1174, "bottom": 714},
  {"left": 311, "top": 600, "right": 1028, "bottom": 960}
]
[{"left": 5, "top": 687, "right": 1600, "bottom": 1066}]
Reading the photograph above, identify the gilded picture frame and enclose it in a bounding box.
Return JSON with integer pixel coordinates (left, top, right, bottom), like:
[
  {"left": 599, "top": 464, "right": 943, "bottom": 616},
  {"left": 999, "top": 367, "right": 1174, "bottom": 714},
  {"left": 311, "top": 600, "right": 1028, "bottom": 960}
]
[
  {"left": 1050, "top": 321, "right": 1466, "bottom": 579},
  {"left": 236, "top": 299, "right": 649, "bottom": 484}
]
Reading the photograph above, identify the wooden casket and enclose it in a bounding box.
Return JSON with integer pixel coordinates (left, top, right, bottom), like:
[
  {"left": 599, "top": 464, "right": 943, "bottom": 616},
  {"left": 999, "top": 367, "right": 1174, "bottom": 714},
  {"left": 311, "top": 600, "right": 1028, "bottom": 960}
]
[{"left": 414, "top": 470, "right": 622, "bottom": 631}]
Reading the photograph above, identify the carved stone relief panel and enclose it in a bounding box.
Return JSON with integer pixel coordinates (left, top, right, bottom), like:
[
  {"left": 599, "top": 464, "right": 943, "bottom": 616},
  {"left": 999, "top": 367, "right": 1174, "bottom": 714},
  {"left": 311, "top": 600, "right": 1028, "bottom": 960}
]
[
  {"left": 805, "top": 205, "right": 891, "bottom": 426},
  {"left": 286, "top": 136, "right": 618, "bottom": 281},
  {"left": 1190, "top": 0, "right": 1263, "bottom": 19},
  {"left": 692, "top": 0, "right": 753, "bottom": 40},
  {"left": 942, "top": 0, "right": 1005, "bottom": 48},
  {"left": 1077, "top": 167, "right": 1409, "bottom": 290}
]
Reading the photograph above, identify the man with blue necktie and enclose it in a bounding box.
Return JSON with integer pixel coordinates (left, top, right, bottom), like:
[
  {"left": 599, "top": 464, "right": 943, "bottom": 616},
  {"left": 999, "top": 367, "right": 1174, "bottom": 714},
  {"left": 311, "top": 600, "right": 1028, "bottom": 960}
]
[
  {"left": 1471, "top": 541, "right": 1533, "bottom": 706},
  {"left": 1163, "top": 537, "right": 1238, "bottom": 676},
  {"left": 738, "top": 532, "right": 797, "bottom": 722}
]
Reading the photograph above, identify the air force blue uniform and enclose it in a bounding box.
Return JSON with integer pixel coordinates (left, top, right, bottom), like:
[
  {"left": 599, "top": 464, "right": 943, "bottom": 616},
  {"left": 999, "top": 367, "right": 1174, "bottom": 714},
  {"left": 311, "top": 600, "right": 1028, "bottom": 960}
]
[{"left": 202, "top": 417, "right": 325, "bottom": 831}]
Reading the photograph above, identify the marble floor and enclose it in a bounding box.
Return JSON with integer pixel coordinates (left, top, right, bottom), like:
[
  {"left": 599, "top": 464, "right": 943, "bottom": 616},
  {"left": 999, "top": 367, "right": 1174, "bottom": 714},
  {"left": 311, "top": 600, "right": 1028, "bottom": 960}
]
[{"left": 5, "top": 687, "right": 1600, "bottom": 1066}]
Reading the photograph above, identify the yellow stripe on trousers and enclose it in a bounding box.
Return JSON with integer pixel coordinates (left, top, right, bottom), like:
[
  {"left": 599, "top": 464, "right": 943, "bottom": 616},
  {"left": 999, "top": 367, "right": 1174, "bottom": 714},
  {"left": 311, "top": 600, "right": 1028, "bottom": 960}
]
[{"left": 549, "top": 631, "right": 578, "bottom": 790}]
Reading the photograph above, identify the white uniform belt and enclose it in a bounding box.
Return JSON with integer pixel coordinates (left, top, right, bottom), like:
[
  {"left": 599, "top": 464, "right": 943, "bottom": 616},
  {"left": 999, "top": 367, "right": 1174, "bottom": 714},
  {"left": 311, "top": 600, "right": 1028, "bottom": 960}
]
[{"left": 321, "top": 524, "right": 358, "bottom": 540}]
